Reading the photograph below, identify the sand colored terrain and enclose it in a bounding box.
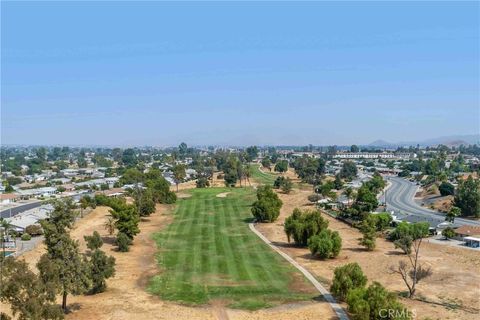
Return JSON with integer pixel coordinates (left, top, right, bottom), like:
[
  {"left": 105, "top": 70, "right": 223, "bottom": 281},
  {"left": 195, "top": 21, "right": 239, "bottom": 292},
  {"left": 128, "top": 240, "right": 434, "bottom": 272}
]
[
  {"left": 255, "top": 188, "right": 480, "bottom": 320},
  {"left": 3, "top": 196, "right": 336, "bottom": 320}
]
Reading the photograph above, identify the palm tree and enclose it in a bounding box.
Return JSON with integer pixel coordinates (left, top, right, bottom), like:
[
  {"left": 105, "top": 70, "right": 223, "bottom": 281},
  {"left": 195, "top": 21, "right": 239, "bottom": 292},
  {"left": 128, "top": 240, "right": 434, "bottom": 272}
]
[{"left": 0, "top": 218, "right": 11, "bottom": 258}]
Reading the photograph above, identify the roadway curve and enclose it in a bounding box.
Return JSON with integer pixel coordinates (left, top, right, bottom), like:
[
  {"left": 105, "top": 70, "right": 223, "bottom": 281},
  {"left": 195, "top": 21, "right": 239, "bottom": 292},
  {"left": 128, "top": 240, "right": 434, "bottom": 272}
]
[{"left": 383, "top": 177, "right": 480, "bottom": 227}]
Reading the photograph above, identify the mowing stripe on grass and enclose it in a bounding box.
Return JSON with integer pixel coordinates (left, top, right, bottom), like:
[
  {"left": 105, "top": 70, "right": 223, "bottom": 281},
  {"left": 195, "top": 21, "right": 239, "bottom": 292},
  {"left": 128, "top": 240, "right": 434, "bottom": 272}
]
[{"left": 148, "top": 187, "right": 316, "bottom": 309}]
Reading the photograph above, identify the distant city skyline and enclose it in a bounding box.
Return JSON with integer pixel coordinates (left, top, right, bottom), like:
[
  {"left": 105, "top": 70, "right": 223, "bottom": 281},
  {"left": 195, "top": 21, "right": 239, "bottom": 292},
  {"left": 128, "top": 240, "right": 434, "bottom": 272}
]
[{"left": 2, "top": 2, "right": 479, "bottom": 146}]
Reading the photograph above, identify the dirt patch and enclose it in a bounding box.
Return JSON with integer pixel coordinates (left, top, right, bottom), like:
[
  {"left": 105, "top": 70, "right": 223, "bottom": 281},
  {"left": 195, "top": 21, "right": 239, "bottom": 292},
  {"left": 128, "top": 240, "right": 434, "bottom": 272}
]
[
  {"left": 216, "top": 192, "right": 230, "bottom": 198},
  {"left": 256, "top": 189, "right": 480, "bottom": 320},
  {"left": 177, "top": 192, "right": 192, "bottom": 199},
  {"left": 2, "top": 193, "right": 337, "bottom": 320}
]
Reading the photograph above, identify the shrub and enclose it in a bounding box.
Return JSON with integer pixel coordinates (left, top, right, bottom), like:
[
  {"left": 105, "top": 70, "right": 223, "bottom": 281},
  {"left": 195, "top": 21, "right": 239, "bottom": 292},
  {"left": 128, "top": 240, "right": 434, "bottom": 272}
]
[
  {"left": 284, "top": 208, "right": 328, "bottom": 246},
  {"left": 116, "top": 232, "right": 132, "bottom": 252},
  {"left": 84, "top": 231, "right": 103, "bottom": 250},
  {"left": 25, "top": 224, "right": 43, "bottom": 236},
  {"left": 21, "top": 233, "right": 31, "bottom": 241},
  {"left": 331, "top": 263, "right": 367, "bottom": 301},
  {"left": 346, "top": 282, "right": 411, "bottom": 320},
  {"left": 196, "top": 177, "right": 210, "bottom": 188},
  {"left": 251, "top": 185, "right": 283, "bottom": 222},
  {"left": 307, "top": 194, "right": 322, "bottom": 203},
  {"left": 442, "top": 227, "right": 456, "bottom": 239},
  {"left": 439, "top": 182, "right": 455, "bottom": 196},
  {"left": 308, "top": 229, "right": 342, "bottom": 259},
  {"left": 372, "top": 213, "right": 392, "bottom": 231}
]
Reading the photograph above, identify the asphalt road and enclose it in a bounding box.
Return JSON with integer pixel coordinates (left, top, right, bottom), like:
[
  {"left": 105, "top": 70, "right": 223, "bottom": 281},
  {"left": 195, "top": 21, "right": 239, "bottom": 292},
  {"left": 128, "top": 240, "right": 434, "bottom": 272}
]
[
  {"left": 382, "top": 176, "right": 480, "bottom": 227},
  {"left": 0, "top": 201, "right": 43, "bottom": 219}
]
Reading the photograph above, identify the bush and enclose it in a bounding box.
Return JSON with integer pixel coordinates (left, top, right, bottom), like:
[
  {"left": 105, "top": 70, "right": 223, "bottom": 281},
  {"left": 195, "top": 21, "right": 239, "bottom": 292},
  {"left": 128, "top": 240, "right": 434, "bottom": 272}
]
[
  {"left": 346, "top": 282, "right": 410, "bottom": 320},
  {"left": 116, "top": 232, "right": 132, "bottom": 252},
  {"left": 372, "top": 213, "right": 392, "bottom": 231},
  {"left": 331, "top": 263, "right": 367, "bottom": 301},
  {"left": 25, "top": 224, "right": 43, "bottom": 236},
  {"left": 439, "top": 182, "right": 455, "bottom": 196},
  {"left": 308, "top": 229, "right": 342, "bottom": 259},
  {"left": 251, "top": 185, "right": 283, "bottom": 222},
  {"left": 307, "top": 194, "right": 322, "bottom": 203},
  {"left": 284, "top": 208, "right": 328, "bottom": 245},
  {"left": 196, "top": 177, "right": 210, "bottom": 188},
  {"left": 21, "top": 233, "right": 31, "bottom": 241},
  {"left": 442, "top": 227, "right": 456, "bottom": 239}
]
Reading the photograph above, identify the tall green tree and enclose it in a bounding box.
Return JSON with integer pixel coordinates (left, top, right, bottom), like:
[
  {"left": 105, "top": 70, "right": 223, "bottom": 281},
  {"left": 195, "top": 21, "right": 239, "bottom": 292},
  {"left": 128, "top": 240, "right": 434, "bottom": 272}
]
[
  {"left": 0, "top": 257, "right": 64, "bottom": 320},
  {"left": 251, "top": 185, "right": 283, "bottom": 222},
  {"left": 38, "top": 200, "right": 91, "bottom": 312},
  {"left": 172, "top": 164, "right": 186, "bottom": 192},
  {"left": 454, "top": 176, "right": 480, "bottom": 218},
  {"left": 359, "top": 215, "right": 377, "bottom": 251}
]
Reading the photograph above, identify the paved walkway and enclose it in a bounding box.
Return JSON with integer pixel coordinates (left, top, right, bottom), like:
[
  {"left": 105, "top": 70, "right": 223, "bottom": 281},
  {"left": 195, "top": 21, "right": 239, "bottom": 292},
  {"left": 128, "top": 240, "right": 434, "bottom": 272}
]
[{"left": 249, "top": 222, "right": 349, "bottom": 320}]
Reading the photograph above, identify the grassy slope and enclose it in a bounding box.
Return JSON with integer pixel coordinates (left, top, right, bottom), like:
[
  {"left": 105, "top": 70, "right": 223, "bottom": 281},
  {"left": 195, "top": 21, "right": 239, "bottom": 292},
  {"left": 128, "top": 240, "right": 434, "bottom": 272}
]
[
  {"left": 248, "top": 164, "right": 277, "bottom": 185},
  {"left": 148, "top": 187, "right": 315, "bottom": 309}
]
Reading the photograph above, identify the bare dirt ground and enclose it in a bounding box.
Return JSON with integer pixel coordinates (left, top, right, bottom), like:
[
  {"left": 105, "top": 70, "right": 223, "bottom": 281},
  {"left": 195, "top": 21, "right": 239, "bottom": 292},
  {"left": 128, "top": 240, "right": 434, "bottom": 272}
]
[
  {"left": 256, "top": 189, "right": 480, "bottom": 320},
  {"left": 3, "top": 192, "right": 336, "bottom": 320},
  {"left": 420, "top": 195, "right": 454, "bottom": 213}
]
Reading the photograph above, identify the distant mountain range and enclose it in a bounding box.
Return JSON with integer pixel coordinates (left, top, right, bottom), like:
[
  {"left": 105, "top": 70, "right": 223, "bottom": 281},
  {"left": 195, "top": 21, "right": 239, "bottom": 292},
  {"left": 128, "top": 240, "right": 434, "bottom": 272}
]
[{"left": 368, "top": 134, "right": 480, "bottom": 148}]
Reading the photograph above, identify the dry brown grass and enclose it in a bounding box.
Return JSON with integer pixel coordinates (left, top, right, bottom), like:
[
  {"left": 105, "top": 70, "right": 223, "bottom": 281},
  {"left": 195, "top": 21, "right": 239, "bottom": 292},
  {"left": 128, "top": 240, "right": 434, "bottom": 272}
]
[{"left": 256, "top": 189, "right": 480, "bottom": 320}]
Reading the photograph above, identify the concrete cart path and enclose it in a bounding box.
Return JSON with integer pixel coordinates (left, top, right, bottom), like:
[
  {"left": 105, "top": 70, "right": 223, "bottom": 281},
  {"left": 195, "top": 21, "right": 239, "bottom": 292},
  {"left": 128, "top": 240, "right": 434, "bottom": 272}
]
[{"left": 249, "top": 222, "right": 349, "bottom": 320}]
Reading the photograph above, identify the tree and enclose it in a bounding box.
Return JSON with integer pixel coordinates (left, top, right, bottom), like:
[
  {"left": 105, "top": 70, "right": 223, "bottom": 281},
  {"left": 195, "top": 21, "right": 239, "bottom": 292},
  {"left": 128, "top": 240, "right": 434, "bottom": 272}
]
[
  {"left": 178, "top": 142, "right": 188, "bottom": 159},
  {"left": 104, "top": 216, "right": 116, "bottom": 236},
  {"left": 134, "top": 188, "right": 156, "bottom": 217},
  {"left": 308, "top": 229, "right": 342, "bottom": 259},
  {"left": 350, "top": 145, "right": 360, "bottom": 153},
  {"left": 344, "top": 187, "right": 354, "bottom": 206},
  {"left": 442, "top": 227, "right": 456, "bottom": 240},
  {"left": 121, "top": 148, "right": 137, "bottom": 167},
  {"left": 83, "top": 232, "right": 115, "bottom": 294},
  {"left": 389, "top": 222, "right": 429, "bottom": 255},
  {"left": 274, "top": 160, "right": 288, "bottom": 173},
  {"left": 307, "top": 194, "right": 322, "bottom": 203},
  {"left": 390, "top": 226, "right": 432, "bottom": 298},
  {"left": 284, "top": 208, "right": 328, "bottom": 246},
  {"left": 37, "top": 199, "right": 91, "bottom": 312},
  {"left": 196, "top": 177, "right": 210, "bottom": 188},
  {"left": 84, "top": 231, "right": 103, "bottom": 251},
  {"left": 109, "top": 205, "right": 140, "bottom": 240},
  {"left": 0, "top": 257, "right": 64, "bottom": 320},
  {"left": 330, "top": 263, "right": 367, "bottom": 301},
  {"left": 281, "top": 178, "right": 293, "bottom": 194},
  {"left": 261, "top": 157, "right": 271, "bottom": 171},
  {"left": 372, "top": 213, "right": 392, "bottom": 231},
  {"left": 346, "top": 282, "right": 410, "bottom": 320},
  {"left": 454, "top": 176, "right": 480, "bottom": 218},
  {"left": 245, "top": 146, "right": 259, "bottom": 162},
  {"left": 439, "top": 181, "right": 455, "bottom": 196},
  {"left": 353, "top": 184, "right": 378, "bottom": 214},
  {"left": 334, "top": 174, "right": 343, "bottom": 190},
  {"left": 251, "top": 185, "right": 283, "bottom": 222},
  {"left": 339, "top": 161, "right": 357, "bottom": 180},
  {"left": 359, "top": 215, "right": 376, "bottom": 251},
  {"left": 445, "top": 206, "right": 460, "bottom": 224},
  {"left": 172, "top": 164, "right": 186, "bottom": 192},
  {"left": 116, "top": 232, "right": 131, "bottom": 252}
]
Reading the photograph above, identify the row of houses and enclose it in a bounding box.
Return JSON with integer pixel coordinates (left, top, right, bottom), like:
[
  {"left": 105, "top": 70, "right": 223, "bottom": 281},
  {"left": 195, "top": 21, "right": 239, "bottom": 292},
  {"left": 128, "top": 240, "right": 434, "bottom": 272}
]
[{"left": 333, "top": 152, "right": 416, "bottom": 159}]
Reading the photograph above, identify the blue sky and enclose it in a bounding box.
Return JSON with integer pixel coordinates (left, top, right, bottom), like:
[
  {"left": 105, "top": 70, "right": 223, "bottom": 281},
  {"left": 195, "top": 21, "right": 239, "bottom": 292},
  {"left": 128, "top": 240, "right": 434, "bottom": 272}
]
[{"left": 2, "top": 1, "right": 479, "bottom": 146}]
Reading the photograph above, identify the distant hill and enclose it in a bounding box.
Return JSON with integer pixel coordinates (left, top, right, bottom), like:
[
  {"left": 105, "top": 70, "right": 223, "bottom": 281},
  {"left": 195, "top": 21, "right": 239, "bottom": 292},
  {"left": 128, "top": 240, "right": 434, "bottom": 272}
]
[{"left": 367, "top": 134, "right": 479, "bottom": 148}]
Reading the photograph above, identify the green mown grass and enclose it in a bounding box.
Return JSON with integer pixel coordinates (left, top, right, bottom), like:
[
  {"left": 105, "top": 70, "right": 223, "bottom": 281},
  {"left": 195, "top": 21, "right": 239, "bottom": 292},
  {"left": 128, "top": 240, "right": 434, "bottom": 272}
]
[
  {"left": 248, "top": 164, "right": 278, "bottom": 185},
  {"left": 148, "top": 187, "right": 315, "bottom": 310}
]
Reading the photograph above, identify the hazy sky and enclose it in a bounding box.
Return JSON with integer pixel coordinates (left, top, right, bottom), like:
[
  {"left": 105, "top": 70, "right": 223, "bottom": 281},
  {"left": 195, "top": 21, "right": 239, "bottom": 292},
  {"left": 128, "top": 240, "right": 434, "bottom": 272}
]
[{"left": 2, "top": 2, "right": 479, "bottom": 146}]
